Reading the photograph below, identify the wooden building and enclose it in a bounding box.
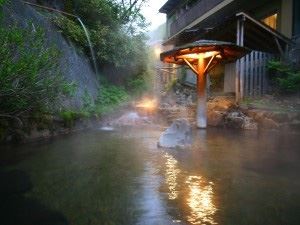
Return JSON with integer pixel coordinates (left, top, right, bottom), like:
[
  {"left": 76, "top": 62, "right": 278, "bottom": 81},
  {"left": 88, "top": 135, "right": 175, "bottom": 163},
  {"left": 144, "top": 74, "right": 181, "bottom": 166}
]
[{"left": 159, "top": 0, "right": 300, "bottom": 100}]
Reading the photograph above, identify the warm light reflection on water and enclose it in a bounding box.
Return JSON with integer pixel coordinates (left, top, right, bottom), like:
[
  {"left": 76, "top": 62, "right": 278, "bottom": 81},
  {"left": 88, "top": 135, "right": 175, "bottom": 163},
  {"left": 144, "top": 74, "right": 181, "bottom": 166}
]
[
  {"left": 186, "top": 176, "right": 217, "bottom": 225},
  {"left": 163, "top": 153, "right": 217, "bottom": 224},
  {"left": 164, "top": 153, "right": 181, "bottom": 200}
]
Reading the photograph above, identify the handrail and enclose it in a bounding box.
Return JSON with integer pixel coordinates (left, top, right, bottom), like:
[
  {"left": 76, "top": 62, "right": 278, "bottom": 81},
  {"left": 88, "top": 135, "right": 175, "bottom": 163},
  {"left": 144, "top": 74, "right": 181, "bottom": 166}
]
[{"left": 236, "top": 12, "right": 292, "bottom": 44}]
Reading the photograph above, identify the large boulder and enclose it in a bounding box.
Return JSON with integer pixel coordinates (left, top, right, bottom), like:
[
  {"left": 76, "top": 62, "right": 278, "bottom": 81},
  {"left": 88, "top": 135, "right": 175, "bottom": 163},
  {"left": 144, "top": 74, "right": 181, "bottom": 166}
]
[
  {"left": 158, "top": 119, "right": 192, "bottom": 148},
  {"left": 207, "top": 96, "right": 237, "bottom": 127},
  {"left": 243, "top": 116, "right": 258, "bottom": 130},
  {"left": 207, "top": 96, "right": 236, "bottom": 112},
  {"left": 225, "top": 112, "right": 244, "bottom": 129},
  {"left": 207, "top": 110, "right": 225, "bottom": 126},
  {"left": 225, "top": 111, "right": 258, "bottom": 130}
]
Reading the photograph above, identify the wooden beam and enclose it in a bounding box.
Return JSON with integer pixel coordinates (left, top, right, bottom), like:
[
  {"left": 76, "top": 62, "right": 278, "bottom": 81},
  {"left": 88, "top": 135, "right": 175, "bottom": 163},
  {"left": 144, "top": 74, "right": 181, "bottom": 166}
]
[
  {"left": 205, "top": 61, "right": 218, "bottom": 74},
  {"left": 274, "top": 37, "right": 284, "bottom": 57},
  {"left": 204, "top": 55, "right": 217, "bottom": 74},
  {"left": 240, "top": 17, "right": 245, "bottom": 99},
  {"left": 183, "top": 58, "right": 199, "bottom": 75}
]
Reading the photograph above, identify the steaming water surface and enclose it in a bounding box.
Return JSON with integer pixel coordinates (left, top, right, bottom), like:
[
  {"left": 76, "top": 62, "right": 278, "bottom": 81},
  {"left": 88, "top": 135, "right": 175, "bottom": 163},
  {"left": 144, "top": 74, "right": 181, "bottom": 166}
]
[{"left": 1, "top": 127, "right": 300, "bottom": 225}]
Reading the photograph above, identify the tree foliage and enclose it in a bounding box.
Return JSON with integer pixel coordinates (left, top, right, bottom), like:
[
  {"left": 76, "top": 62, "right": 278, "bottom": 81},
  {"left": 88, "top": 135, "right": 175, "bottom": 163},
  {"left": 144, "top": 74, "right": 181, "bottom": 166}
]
[
  {"left": 53, "top": 0, "right": 150, "bottom": 91},
  {"left": 267, "top": 60, "right": 300, "bottom": 94},
  {"left": 0, "top": 0, "right": 6, "bottom": 17},
  {"left": 116, "top": 0, "right": 149, "bottom": 34}
]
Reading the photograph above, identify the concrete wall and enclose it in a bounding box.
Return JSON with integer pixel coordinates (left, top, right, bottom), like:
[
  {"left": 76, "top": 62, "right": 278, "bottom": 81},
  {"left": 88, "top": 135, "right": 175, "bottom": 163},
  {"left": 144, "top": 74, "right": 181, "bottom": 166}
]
[
  {"left": 293, "top": 0, "right": 300, "bottom": 36},
  {"left": 280, "top": 0, "right": 293, "bottom": 38},
  {"left": 185, "top": 70, "right": 197, "bottom": 85},
  {"left": 224, "top": 63, "right": 236, "bottom": 93}
]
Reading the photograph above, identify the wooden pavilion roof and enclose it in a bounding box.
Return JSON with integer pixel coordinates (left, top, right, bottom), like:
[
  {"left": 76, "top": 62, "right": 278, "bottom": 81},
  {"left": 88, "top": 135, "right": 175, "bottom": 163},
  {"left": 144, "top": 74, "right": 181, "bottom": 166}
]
[{"left": 160, "top": 40, "right": 250, "bottom": 66}]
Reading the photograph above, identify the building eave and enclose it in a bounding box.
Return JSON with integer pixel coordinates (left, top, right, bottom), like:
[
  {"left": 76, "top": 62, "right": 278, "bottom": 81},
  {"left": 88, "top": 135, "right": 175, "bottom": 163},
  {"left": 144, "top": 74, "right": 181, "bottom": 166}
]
[
  {"left": 162, "top": 0, "right": 236, "bottom": 45},
  {"left": 163, "top": 12, "right": 293, "bottom": 54},
  {"left": 159, "top": 0, "right": 181, "bottom": 14}
]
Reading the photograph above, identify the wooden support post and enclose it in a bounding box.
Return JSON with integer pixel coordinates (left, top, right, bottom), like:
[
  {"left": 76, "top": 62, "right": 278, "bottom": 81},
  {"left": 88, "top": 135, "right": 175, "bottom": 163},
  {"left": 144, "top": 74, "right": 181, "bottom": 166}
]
[
  {"left": 274, "top": 37, "right": 284, "bottom": 57},
  {"left": 254, "top": 51, "right": 258, "bottom": 96},
  {"left": 250, "top": 52, "right": 254, "bottom": 96},
  {"left": 258, "top": 52, "right": 263, "bottom": 96},
  {"left": 240, "top": 17, "right": 245, "bottom": 100},
  {"left": 262, "top": 53, "right": 267, "bottom": 94},
  {"left": 196, "top": 55, "right": 207, "bottom": 129},
  {"left": 235, "top": 19, "right": 241, "bottom": 103},
  {"left": 245, "top": 54, "right": 249, "bottom": 96}
]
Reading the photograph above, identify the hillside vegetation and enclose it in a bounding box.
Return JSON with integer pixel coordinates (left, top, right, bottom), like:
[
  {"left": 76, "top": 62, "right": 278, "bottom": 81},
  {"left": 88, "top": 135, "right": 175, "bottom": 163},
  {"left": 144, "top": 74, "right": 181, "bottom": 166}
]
[{"left": 0, "top": 0, "right": 151, "bottom": 142}]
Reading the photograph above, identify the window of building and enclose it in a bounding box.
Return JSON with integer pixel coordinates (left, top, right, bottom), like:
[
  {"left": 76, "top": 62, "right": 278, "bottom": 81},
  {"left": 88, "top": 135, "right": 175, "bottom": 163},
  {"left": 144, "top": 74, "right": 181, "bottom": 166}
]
[{"left": 261, "top": 13, "right": 277, "bottom": 30}]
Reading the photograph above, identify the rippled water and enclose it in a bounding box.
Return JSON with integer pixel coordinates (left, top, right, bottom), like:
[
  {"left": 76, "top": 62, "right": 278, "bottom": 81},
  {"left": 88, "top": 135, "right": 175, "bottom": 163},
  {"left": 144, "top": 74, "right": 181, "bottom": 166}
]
[{"left": 1, "top": 127, "right": 300, "bottom": 225}]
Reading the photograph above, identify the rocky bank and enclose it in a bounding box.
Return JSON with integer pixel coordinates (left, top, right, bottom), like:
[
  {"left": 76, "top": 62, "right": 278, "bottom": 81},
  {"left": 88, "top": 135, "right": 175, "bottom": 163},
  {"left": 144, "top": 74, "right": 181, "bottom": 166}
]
[{"left": 159, "top": 83, "right": 300, "bottom": 132}]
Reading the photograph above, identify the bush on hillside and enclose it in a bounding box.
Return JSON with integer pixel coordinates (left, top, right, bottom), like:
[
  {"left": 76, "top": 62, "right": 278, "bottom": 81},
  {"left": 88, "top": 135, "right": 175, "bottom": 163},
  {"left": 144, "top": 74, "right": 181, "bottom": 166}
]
[
  {"left": 267, "top": 60, "right": 300, "bottom": 94},
  {"left": 0, "top": 25, "right": 74, "bottom": 136}
]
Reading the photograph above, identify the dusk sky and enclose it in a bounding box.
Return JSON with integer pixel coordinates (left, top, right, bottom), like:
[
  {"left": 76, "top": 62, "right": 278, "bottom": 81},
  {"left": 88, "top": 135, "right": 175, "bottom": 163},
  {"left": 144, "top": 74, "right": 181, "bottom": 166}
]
[{"left": 142, "top": 0, "right": 166, "bottom": 31}]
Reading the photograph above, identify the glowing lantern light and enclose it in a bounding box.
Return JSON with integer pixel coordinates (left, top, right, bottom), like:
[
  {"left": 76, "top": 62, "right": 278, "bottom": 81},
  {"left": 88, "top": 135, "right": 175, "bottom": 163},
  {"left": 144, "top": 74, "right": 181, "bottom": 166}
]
[{"left": 135, "top": 98, "right": 158, "bottom": 115}]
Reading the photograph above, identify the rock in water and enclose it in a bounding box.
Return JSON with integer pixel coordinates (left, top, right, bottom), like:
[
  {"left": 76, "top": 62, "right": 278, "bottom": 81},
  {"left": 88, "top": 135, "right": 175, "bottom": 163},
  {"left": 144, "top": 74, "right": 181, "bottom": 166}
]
[
  {"left": 110, "top": 112, "right": 150, "bottom": 126},
  {"left": 158, "top": 119, "right": 192, "bottom": 148}
]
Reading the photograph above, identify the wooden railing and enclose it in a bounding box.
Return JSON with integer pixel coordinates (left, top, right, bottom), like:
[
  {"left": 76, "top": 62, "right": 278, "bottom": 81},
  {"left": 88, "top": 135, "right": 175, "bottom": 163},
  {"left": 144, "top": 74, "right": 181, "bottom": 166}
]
[
  {"left": 238, "top": 51, "right": 274, "bottom": 98},
  {"left": 169, "top": 0, "right": 224, "bottom": 37}
]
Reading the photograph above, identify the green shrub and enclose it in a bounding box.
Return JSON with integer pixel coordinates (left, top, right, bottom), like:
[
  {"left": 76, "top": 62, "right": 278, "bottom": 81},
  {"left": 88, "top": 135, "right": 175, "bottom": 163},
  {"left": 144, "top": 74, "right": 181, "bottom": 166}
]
[
  {"left": 82, "top": 89, "right": 95, "bottom": 112},
  {"left": 96, "top": 84, "right": 129, "bottom": 106},
  {"left": 267, "top": 60, "right": 300, "bottom": 94},
  {"left": 53, "top": 16, "right": 87, "bottom": 51},
  {"left": 0, "top": 0, "right": 6, "bottom": 7},
  {"left": 0, "top": 25, "right": 74, "bottom": 130},
  {"left": 0, "top": 0, "right": 6, "bottom": 19},
  {"left": 59, "top": 110, "right": 79, "bottom": 127},
  {"left": 126, "top": 76, "right": 148, "bottom": 95}
]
